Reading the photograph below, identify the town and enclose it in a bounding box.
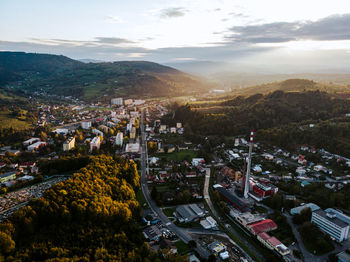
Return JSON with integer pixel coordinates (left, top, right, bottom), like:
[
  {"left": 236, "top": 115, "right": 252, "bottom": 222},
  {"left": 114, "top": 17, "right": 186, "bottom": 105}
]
[{"left": 0, "top": 94, "right": 350, "bottom": 262}]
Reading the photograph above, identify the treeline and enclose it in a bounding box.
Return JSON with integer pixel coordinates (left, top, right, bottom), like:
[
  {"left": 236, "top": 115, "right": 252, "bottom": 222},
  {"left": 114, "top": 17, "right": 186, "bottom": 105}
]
[
  {"left": 0, "top": 155, "right": 184, "bottom": 261},
  {"left": 257, "top": 118, "right": 350, "bottom": 157},
  {"left": 165, "top": 90, "right": 350, "bottom": 137},
  {"left": 38, "top": 156, "right": 91, "bottom": 175}
]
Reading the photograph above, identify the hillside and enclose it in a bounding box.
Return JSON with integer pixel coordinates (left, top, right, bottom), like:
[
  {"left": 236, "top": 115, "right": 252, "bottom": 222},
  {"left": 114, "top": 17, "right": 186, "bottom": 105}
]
[
  {"left": 0, "top": 52, "right": 211, "bottom": 100},
  {"left": 165, "top": 90, "right": 350, "bottom": 137},
  {"left": 231, "top": 79, "right": 350, "bottom": 97}
]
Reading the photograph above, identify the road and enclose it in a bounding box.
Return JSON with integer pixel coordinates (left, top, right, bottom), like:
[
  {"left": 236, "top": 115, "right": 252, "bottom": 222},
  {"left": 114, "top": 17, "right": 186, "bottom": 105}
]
[
  {"left": 139, "top": 108, "right": 210, "bottom": 259},
  {"left": 203, "top": 167, "right": 264, "bottom": 262}
]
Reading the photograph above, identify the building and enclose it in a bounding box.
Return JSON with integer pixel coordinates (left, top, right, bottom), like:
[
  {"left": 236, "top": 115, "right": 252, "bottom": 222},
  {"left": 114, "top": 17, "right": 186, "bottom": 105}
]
[
  {"left": 111, "top": 97, "right": 123, "bottom": 106},
  {"left": 291, "top": 203, "right": 320, "bottom": 215},
  {"left": 214, "top": 185, "right": 250, "bottom": 212},
  {"left": 81, "top": 121, "right": 91, "bottom": 129},
  {"left": 27, "top": 141, "right": 46, "bottom": 152},
  {"left": 142, "top": 225, "right": 162, "bottom": 241},
  {"left": 236, "top": 212, "right": 263, "bottom": 227},
  {"left": 311, "top": 209, "right": 350, "bottom": 242},
  {"left": 208, "top": 241, "right": 226, "bottom": 255},
  {"left": 130, "top": 127, "right": 136, "bottom": 139},
  {"left": 63, "top": 137, "right": 75, "bottom": 151},
  {"left": 115, "top": 132, "right": 123, "bottom": 146},
  {"left": 325, "top": 208, "right": 350, "bottom": 226},
  {"left": 192, "top": 158, "right": 205, "bottom": 166},
  {"left": 176, "top": 123, "right": 182, "bottom": 129},
  {"left": 92, "top": 129, "right": 104, "bottom": 137},
  {"left": 125, "top": 143, "right": 140, "bottom": 153},
  {"left": 54, "top": 128, "right": 69, "bottom": 135},
  {"left": 336, "top": 250, "right": 350, "bottom": 262},
  {"left": 176, "top": 205, "right": 202, "bottom": 223},
  {"left": 23, "top": 138, "right": 40, "bottom": 146},
  {"left": 247, "top": 219, "right": 278, "bottom": 235},
  {"left": 0, "top": 172, "right": 16, "bottom": 183},
  {"left": 90, "top": 136, "right": 101, "bottom": 152},
  {"left": 124, "top": 99, "right": 133, "bottom": 105},
  {"left": 252, "top": 183, "right": 277, "bottom": 198}
]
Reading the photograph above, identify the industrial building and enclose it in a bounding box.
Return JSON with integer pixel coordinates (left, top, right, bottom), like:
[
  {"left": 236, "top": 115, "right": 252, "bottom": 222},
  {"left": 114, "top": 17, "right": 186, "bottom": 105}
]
[
  {"left": 176, "top": 204, "right": 203, "bottom": 223},
  {"left": 142, "top": 225, "right": 162, "bottom": 241},
  {"left": 311, "top": 209, "right": 350, "bottom": 242},
  {"left": 247, "top": 219, "right": 278, "bottom": 235},
  {"left": 200, "top": 216, "right": 217, "bottom": 229},
  {"left": 257, "top": 232, "right": 290, "bottom": 256},
  {"left": 214, "top": 184, "right": 250, "bottom": 212},
  {"left": 290, "top": 203, "right": 320, "bottom": 215},
  {"left": 63, "top": 137, "right": 75, "bottom": 151}
]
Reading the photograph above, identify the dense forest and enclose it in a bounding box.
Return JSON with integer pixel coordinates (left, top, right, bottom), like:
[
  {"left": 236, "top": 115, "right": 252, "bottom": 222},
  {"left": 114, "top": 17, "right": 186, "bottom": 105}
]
[
  {"left": 257, "top": 117, "right": 350, "bottom": 157},
  {"left": 0, "top": 155, "right": 184, "bottom": 261}
]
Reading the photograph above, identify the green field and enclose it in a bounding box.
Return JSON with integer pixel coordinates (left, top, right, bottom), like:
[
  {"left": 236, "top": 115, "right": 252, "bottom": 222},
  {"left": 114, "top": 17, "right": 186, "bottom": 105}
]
[
  {"left": 136, "top": 189, "right": 148, "bottom": 208},
  {"left": 163, "top": 207, "right": 175, "bottom": 217},
  {"left": 174, "top": 241, "right": 190, "bottom": 254},
  {"left": 0, "top": 111, "right": 32, "bottom": 130},
  {"left": 156, "top": 149, "right": 198, "bottom": 162}
]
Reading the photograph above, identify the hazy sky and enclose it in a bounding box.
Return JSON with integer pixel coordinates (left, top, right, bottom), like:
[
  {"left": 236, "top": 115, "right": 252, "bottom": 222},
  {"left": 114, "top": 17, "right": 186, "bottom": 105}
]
[{"left": 1, "top": 0, "right": 350, "bottom": 73}]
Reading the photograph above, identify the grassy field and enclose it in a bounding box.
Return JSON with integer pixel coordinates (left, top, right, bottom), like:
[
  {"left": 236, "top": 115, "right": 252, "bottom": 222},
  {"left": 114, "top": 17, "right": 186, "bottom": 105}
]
[
  {"left": 156, "top": 149, "right": 198, "bottom": 162},
  {"left": 0, "top": 111, "right": 32, "bottom": 130},
  {"left": 135, "top": 189, "right": 148, "bottom": 208},
  {"left": 174, "top": 240, "right": 190, "bottom": 254},
  {"left": 163, "top": 207, "right": 175, "bottom": 217}
]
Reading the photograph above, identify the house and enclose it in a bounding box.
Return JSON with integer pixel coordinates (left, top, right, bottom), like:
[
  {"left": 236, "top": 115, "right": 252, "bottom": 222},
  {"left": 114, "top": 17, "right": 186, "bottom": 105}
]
[
  {"left": 301, "top": 181, "right": 311, "bottom": 187},
  {"left": 0, "top": 172, "right": 16, "bottom": 183},
  {"left": 170, "top": 127, "right": 177, "bottom": 134},
  {"left": 176, "top": 123, "right": 182, "bottom": 129},
  {"left": 262, "top": 153, "right": 274, "bottom": 160},
  {"left": 296, "top": 167, "right": 306, "bottom": 176},
  {"left": 192, "top": 158, "right": 205, "bottom": 166},
  {"left": 313, "top": 165, "right": 324, "bottom": 172},
  {"left": 0, "top": 163, "right": 6, "bottom": 169}
]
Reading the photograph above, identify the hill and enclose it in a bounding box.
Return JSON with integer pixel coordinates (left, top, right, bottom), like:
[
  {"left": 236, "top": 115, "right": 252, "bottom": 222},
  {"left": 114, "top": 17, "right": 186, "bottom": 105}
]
[
  {"left": 165, "top": 90, "right": 350, "bottom": 137},
  {"left": 0, "top": 52, "right": 211, "bottom": 100},
  {"left": 230, "top": 79, "right": 350, "bottom": 97}
]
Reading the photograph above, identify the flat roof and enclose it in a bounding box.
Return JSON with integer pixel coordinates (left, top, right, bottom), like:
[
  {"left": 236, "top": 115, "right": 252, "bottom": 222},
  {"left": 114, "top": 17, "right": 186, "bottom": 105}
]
[{"left": 314, "top": 209, "right": 348, "bottom": 228}]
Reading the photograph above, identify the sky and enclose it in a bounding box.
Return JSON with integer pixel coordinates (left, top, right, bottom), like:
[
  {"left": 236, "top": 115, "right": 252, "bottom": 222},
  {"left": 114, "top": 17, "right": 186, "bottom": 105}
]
[{"left": 1, "top": 0, "right": 350, "bottom": 73}]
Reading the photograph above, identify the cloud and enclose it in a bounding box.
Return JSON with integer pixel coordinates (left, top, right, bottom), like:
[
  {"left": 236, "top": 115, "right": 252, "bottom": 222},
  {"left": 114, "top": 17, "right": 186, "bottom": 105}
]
[
  {"left": 159, "top": 7, "right": 188, "bottom": 18},
  {"left": 106, "top": 15, "right": 124, "bottom": 23},
  {"left": 227, "top": 13, "right": 350, "bottom": 43},
  {"left": 94, "top": 37, "right": 135, "bottom": 44}
]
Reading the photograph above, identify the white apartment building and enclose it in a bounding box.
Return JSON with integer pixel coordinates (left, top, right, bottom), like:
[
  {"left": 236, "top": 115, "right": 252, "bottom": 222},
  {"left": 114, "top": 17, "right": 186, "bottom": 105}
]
[{"left": 63, "top": 137, "right": 75, "bottom": 151}]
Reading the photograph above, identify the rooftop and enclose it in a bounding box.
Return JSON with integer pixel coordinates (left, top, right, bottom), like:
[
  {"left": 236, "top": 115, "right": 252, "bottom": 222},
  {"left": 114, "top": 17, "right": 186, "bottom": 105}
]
[{"left": 313, "top": 209, "right": 348, "bottom": 228}]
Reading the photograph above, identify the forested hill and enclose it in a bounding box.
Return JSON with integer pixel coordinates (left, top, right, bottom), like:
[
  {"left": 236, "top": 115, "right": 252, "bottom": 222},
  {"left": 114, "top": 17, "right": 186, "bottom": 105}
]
[
  {"left": 0, "top": 51, "right": 212, "bottom": 100},
  {"left": 0, "top": 155, "right": 183, "bottom": 261},
  {"left": 165, "top": 90, "right": 350, "bottom": 137},
  {"left": 231, "top": 79, "right": 350, "bottom": 97},
  {"left": 0, "top": 52, "right": 82, "bottom": 85}
]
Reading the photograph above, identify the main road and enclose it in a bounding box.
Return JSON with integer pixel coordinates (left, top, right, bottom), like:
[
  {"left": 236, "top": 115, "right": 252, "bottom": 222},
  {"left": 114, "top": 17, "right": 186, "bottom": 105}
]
[{"left": 139, "top": 108, "right": 210, "bottom": 259}]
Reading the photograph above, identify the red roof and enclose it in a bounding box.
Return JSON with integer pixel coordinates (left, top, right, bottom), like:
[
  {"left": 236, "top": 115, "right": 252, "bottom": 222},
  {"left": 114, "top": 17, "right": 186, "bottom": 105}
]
[
  {"left": 258, "top": 232, "right": 271, "bottom": 241},
  {"left": 267, "top": 237, "right": 281, "bottom": 247},
  {"left": 248, "top": 219, "right": 277, "bottom": 234}
]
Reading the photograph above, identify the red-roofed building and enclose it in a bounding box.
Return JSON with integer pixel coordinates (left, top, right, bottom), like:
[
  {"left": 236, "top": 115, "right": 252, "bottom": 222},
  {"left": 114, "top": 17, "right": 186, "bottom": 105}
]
[
  {"left": 247, "top": 219, "right": 277, "bottom": 235},
  {"left": 267, "top": 237, "right": 281, "bottom": 247}
]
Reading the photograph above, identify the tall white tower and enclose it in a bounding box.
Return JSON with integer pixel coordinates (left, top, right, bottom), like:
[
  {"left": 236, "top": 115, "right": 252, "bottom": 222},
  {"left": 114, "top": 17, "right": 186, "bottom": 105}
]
[{"left": 243, "top": 130, "right": 254, "bottom": 199}]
